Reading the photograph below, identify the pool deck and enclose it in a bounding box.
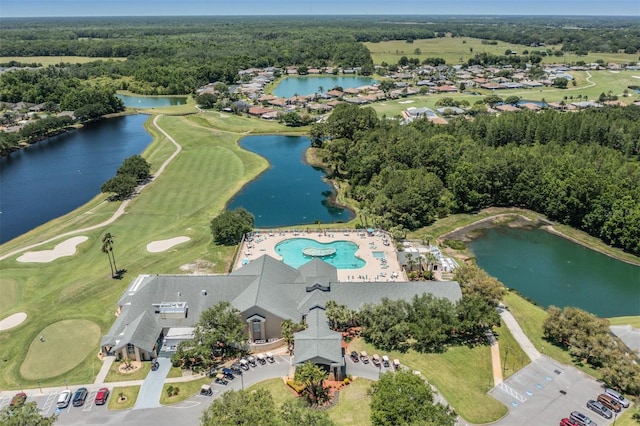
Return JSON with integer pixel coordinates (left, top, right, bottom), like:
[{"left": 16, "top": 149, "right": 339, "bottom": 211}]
[{"left": 235, "top": 229, "right": 406, "bottom": 282}]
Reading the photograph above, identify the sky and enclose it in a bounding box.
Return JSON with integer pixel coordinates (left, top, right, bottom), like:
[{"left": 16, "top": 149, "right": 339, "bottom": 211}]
[{"left": 1, "top": 0, "right": 639, "bottom": 18}]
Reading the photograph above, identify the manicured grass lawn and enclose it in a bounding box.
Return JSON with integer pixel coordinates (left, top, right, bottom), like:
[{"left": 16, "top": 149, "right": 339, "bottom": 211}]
[
  {"left": 159, "top": 377, "right": 210, "bottom": 405},
  {"left": 326, "top": 378, "right": 373, "bottom": 426},
  {"left": 20, "top": 319, "right": 100, "bottom": 380},
  {"left": 495, "top": 319, "right": 531, "bottom": 379},
  {"left": 502, "top": 292, "right": 600, "bottom": 379},
  {"left": 104, "top": 360, "right": 151, "bottom": 383},
  {"left": 0, "top": 278, "right": 19, "bottom": 315},
  {"left": 608, "top": 316, "right": 640, "bottom": 328},
  {"left": 107, "top": 385, "right": 140, "bottom": 410},
  {"left": 347, "top": 338, "right": 507, "bottom": 424},
  {"left": 616, "top": 405, "right": 640, "bottom": 426},
  {"left": 247, "top": 377, "right": 373, "bottom": 425},
  {"left": 166, "top": 366, "right": 183, "bottom": 378}
]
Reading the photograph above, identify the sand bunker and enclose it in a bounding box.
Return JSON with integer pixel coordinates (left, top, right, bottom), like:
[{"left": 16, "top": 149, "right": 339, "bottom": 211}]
[
  {"left": 633, "top": 76, "right": 640, "bottom": 79},
  {"left": 0, "top": 312, "right": 27, "bottom": 331},
  {"left": 147, "top": 236, "right": 190, "bottom": 253},
  {"left": 398, "top": 100, "right": 415, "bottom": 104},
  {"left": 17, "top": 236, "right": 88, "bottom": 263}
]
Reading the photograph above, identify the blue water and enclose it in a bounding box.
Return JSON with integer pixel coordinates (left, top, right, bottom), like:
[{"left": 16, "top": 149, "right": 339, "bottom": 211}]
[
  {"left": 116, "top": 94, "right": 186, "bottom": 108},
  {"left": 273, "top": 76, "right": 378, "bottom": 98},
  {"left": 517, "top": 100, "right": 548, "bottom": 107},
  {"left": 372, "top": 251, "right": 386, "bottom": 259},
  {"left": 0, "top": 115, "right": 152, "bottom": 243},
  {"left": 468, "top": 226, "right": 640, "bottom": 317},
  {"left": 228, "top": 135, "right": 354, "bottom": 227},
  {"left": 275, "top": 238, "right": 365, "bottom": 269}
]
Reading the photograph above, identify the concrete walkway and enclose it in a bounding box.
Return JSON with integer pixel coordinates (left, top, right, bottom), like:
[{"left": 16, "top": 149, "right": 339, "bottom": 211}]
[
  {"left": 93, "top": 356, "right": 116, "bottom": 385},
  {"left": 133, "top": 358, "right": 172, "bottom": 410},
  {"left": 491, "top": 343, "right": 503, "bottom": 386},
  {"left": 500, "top": 309, "right": 541, "bottom": 362}
]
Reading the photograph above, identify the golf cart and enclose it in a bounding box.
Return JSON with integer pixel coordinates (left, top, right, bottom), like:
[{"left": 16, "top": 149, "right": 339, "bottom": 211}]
[
  {"left": 239, "top": 358, "right": 250, "bottom": 370},
  {"left": 214, "top": 373, "right": 228, "bottom": 385},
  {"left": 200, "top": 384, "right": 213, "bottom": 396},
  {"left": 221, "top": 368, "right": 235, "bottom": 380},
  {"left": 247, "top": 355, "right": 257, "bottom": 367},
  {"left": 360, "top": 351, "right": 370, "bottom": 364},
  {"left": 382, "top": 355, "right": 390, "bottom": 367},
  {"left": 393, "top": 359, "right": 400, "bottom": 370},
  {"left": 231, "top": 362, "right": 243, "bottom": 375},
  {"left": 265, "top": 352, "right": 275, "bottom": 363},
  {"left": 372, "top": 354, "right": 381, "bottom": 367},
  {"left": 256, "top": 353, "right": 267, "bottom": 365}
]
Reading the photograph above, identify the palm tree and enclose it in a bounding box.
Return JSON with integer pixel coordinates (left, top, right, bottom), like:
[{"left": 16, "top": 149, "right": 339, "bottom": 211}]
[
  {"left": 102, "top": 232, "right": 118, "bottom": 278},
  {"left": 101, "top": 233, "right": 115, "bottom": 278},
  {"left": 295, "top": 362, "right": 329, "bottom": 406}
]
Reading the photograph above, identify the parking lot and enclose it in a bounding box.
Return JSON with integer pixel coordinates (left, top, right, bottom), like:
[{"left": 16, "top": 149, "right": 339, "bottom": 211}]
[{"left": 490, "top": 357, "right": 627, "bottom": 426}]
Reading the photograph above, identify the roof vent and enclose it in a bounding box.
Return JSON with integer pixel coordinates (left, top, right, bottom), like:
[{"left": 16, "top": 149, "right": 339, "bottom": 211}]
[{"left": 201, "top": 290, "right": 207, "bottom": 296}]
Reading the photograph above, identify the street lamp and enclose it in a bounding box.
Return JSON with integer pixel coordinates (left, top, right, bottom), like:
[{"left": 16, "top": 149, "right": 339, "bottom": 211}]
[
  {"left": 64, "top": 379, "right": 68, "bottom": 390},
  {"left": 240, "top": 372, "right": 244, "bottom": 390},
  {"left": 38, "top": 381, "right": 42, "bottom": 393}
]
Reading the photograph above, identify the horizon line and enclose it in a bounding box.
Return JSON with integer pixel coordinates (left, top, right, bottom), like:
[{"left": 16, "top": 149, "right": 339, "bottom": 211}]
[{"left": 3, "top": 13, "right": 639, "bottom": 18}]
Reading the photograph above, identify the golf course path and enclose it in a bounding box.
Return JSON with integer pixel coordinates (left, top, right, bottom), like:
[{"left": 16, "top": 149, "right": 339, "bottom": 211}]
[{"left": 0, "top": 115, "right": 181, "bottom": 262}]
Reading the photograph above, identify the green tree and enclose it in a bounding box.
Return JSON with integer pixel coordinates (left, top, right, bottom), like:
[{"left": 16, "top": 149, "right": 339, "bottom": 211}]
[
  {"left": 369, "top": 370, "right": 455, "bottom": 426},
  {"left": 100, "top": 173, "right": 137, "bottom": 200},
  {"left": 210, "top": 208, "right": 254, "bottom": 245},
  {"left": 117, "top": 154, "right": 151, "bottom": 183},
  {"left": 201, "top": 389, "right": 278, "bottom": 426},
  {"left": 552, "top": 77, "right": 568, "bottom": 89},
  {"left": 294, "top": 362, "right": 330, "bottom": 407},
  {"left": 454, "top": 263, "right": 505, "bottom": 306},
  {"left": 0, "top": 402, "right": 58, "bottom": 426},
  {"left": 280, "top": 400, "right": 335, "bottom": 426},
  {"left": 504, "top": 95, "right": 521, "bottom": 105}
]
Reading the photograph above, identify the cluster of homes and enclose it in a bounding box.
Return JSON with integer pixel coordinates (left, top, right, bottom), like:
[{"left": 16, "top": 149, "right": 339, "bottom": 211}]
[
  {"left": 0, "top": 101, "right": 75, "bottom": 133},
  {"left": 197, "top": 61, "right": 640, "bottom": 123}
]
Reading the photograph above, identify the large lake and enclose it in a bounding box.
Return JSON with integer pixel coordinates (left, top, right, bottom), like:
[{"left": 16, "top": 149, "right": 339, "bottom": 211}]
[
  {"left": 468, "top": 226, "right": 640, "bottom": 317},
  {"left": 116, "top": 94, "right": 187, "bottom": 108},
  {"left": 228, "top": 135, "right": 354, "bottom": 227},
  {"left": 273, "top": 76, "right": 378, "bottom": 98},
  {"left": 0, "top": 114, "right": 152, "bottom": 243}
]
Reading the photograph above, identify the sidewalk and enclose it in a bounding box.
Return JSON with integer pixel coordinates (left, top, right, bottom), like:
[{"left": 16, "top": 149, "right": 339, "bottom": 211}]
[{"left": 500, "top": 309, "right": 542, "bottom": 362}]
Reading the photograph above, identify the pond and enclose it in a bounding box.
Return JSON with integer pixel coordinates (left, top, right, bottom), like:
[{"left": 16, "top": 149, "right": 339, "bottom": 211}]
[
  {"left": 116, "top": 94, "right": 187, "bottom": 108},
  {"left": 227, "top": 135, "right": 354, "bottom": 227},
  {"left": 273, "top": 76, "right": 378, "bottom": 98},
  {"left": 0, "top": 114, "right": 152, "bottom": 244},
  {"left": 467, "top": 226, "right": 640, "bottom": 318}
]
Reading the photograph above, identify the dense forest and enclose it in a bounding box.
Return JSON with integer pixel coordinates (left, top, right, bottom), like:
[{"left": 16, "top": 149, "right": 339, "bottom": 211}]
[{"left": 312, "top": 104, "right": 640, "bottom": 256}]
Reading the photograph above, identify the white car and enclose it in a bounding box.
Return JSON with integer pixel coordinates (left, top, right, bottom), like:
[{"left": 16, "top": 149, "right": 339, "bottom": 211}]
[{"left": 57, "top": 390, "right": 72, "bottom": 409}]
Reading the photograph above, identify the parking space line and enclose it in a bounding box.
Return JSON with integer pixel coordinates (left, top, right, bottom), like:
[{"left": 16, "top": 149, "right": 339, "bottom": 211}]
[
  {"left": 41, "top": 392, "right": 57, "bottom": 414},
  {"left": 83, "top": 391, "right": 97, "bottom": 412}
]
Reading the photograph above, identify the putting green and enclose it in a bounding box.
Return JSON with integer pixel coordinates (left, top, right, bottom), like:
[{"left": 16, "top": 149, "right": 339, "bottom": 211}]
[
  {"left": 0, "top": 278, "right": 18, "bottom": 315},
  {"left": 20, "top": 319, "right": 101, "bottom": 380}
]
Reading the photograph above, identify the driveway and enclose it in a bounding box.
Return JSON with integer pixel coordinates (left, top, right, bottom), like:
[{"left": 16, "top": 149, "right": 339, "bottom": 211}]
[{"left": 134, "top": 358, "right": 172, "bottom": 410}]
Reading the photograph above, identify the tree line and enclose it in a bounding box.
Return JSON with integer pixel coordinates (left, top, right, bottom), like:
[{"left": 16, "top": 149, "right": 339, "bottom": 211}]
[{"left": 312, "top": 104, "right": 640, "bottom": 256}]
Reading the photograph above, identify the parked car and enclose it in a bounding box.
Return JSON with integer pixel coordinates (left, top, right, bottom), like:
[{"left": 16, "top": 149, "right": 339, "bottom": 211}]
[
  {"left": 586, "top": 400, "right": 613, "bottom": 419},
  {"left": 221, "top": 368, "right": 235, "bottom": 380},
  {"left": 382, "top": 355, "right": 390, "bottom": 367},
  {"left": 57, "top": 390, "right": 72, "bottom": 409},
  {"left": 214, "top": 373, "right": 228, "bottom": 385},
  {"left": 231, "top": 362, "right": 244, "bottom": 375},
  {"left": 560, "top": 418, "right": 579, "bottom": 426},
  {"left": 372, "top": 354, "right": 381, "bottom": 367},
  {"left": 265, "top": 352, "right": 275, "bottom": 363},
  {"left": 10, "top": 392, "right": 27, "bottom": 408},
  {"left": 604, "top": 388, "right": 630, "bottom": 408},
  {"left": 94, "top": 388, "right": 110, "bottom": 405},
  {"left": 247, "top": 356, "right": 257, "bottom": 367},
  {"left": 360, "top": 351, "right": 369, "bottom": 364},
  {"left": 239, "top": 358, "right": 250, "bottom": 370},
  {"left": 349, "top": 351, "right": 359, "bottom": 362},
  {"left": 256, "top": 353, "right": 266, "bottom": 365},
  {"left": 597, "top": 393, "right": 621, "bottom": 412},
  {"left": 570, "top": 410, "right": 598, "bottom": 426},
  {"left": 200, "top": 384, "right": 213, "bottom": 396},
  {"left": 72, "top": 387, "right": 88, "bottom": 407}
]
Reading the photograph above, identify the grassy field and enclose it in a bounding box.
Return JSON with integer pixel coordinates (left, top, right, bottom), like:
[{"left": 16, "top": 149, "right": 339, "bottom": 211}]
[
  {"left": 104, "top": 361, "right": 152, "bottom": 383},
  {"left": 19, "top": 320, "right": 100, "bottom": 380},
  {"left": 246, "top": 377, "right": 373, "bottom": 425},
  {"left": 608, "top": 316, "right": 640, "bottom": 328},
  {"left": 0, "top": 56, "right": 126, "bottom": 65},
  {"left": 0, "top": 278, "right": 19, "bottom": 314},
  {"left": 107, "top": 385, "right": 139, "bottom": 410},
  {"left": 365, "top": 36, "right": 640, "bottom": 66},
  {"left": 159, "top": 377, "right": 210, "bottom": 405}
]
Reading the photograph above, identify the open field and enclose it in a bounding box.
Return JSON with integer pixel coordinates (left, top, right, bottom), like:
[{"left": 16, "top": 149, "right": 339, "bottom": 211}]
[
  {"left": 107, "top": 385, "right": 140, "bottom": 410},
  {"left": 0, "top": 56, "right": 126, "bottom": 65},
  {"left": 365, "top": 36, "right": 640, "bottom": 66}
]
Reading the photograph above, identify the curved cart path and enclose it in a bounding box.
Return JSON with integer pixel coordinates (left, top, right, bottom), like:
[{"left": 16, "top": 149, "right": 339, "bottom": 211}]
[{"left": 0, "top": 115, "right": 181, "bottom": 261}]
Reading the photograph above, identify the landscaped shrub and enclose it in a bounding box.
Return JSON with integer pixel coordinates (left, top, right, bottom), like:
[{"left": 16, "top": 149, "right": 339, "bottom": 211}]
[{"left": 286, "top": 380, "right": 305, "bottom": 395}]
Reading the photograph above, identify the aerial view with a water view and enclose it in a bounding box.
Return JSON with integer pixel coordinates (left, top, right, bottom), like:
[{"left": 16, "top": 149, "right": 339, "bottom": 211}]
[{"left": 1, "top": 1, "right": 640, "bottom": 425}]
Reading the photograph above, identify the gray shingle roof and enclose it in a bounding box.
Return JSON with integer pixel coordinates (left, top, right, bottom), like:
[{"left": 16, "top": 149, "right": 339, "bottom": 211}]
[{"left": 294, "top": 306, "right": 343, "bottom": 366}]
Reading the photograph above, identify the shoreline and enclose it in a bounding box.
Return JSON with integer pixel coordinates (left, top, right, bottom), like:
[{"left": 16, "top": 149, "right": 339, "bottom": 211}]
[{"left": 438, "top": 210, "right": 640, "bottom": 267}]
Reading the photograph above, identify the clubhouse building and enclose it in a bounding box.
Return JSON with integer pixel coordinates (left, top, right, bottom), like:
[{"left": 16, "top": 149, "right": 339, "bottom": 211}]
[{"left": 101, "top": 254, "right": 461, "bottom": 376}]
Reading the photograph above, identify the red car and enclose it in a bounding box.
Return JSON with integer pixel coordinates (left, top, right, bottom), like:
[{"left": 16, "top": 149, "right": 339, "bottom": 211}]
[
  {"left": 94, "top": 387, "right": 110, "bottom": 405},
  {"left": 560, "top": 418, "right": 578, "bottom": 426},
  {"left": 10, "top": 392, "right": 27, "bottom": 408}
]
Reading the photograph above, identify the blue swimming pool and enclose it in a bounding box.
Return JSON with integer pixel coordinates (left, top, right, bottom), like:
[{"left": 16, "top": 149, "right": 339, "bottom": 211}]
[{"left": 275, "top": 238, "right": 365, "bottom": 269}]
